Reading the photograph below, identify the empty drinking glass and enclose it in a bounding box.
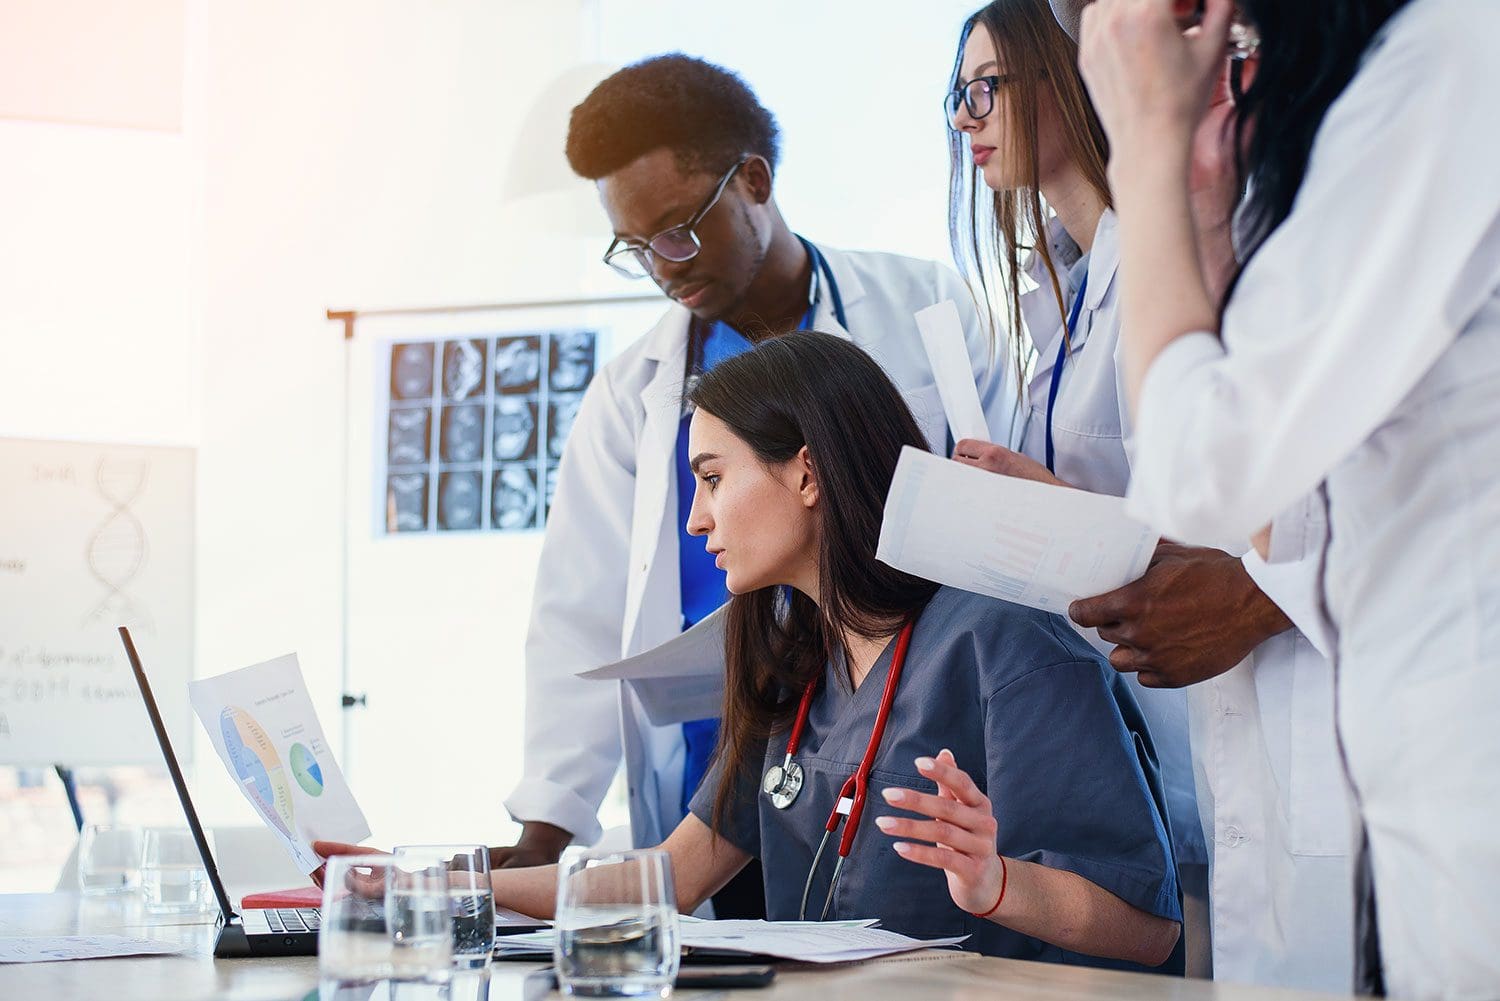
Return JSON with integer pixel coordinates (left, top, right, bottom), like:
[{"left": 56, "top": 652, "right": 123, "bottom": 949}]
[
  {"left": 554, "top": 848, "right": 679, "bottom": 998},
  {"left": 394, "top": 844, "right": 495, "bottom": 970},
  {"left": 141, "top": 827, "right": 214, "bottom": 914},
  {"left": 77, "top": 824, "right": 143, "bottom": 895},
  {"left": 319, "top": 853, "right": 451, "bottom": 986}
]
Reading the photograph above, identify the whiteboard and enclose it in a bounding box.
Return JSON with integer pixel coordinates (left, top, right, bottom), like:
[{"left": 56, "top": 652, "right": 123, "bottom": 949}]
[{"left": 0, "top": 438, "right": 194, "bottom": 766}]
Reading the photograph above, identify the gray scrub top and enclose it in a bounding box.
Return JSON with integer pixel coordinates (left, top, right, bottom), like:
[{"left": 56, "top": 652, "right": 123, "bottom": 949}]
[{"left": 690, "top": 586, "right": 1183, "bottom": 973}]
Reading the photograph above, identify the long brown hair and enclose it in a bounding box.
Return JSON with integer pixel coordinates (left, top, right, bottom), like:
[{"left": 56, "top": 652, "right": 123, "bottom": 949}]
[
  {"left": 685, "top": 332, "right": 939, "bottom": 836},
  {"left": 948, "top": 0, "right": 1112, "bottom": 391}
]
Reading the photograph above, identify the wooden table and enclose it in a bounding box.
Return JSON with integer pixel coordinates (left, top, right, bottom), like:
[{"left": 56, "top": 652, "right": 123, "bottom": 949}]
[{"left": 0, "top": 892, "right": 1356, "bottom": 1001}]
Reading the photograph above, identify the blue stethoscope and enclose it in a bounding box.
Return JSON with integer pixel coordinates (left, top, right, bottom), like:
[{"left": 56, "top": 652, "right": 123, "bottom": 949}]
[
  {"left": 801, "top": 237, "right": 848, "bottom": 331},
  {"left": 1044, "top": 271, "right": 1090, "bottom": 475}
]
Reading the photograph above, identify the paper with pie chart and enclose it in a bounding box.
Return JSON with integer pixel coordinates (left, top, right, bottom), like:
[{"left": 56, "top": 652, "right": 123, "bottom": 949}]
[{"left": 189, "top": 653, "right": 369, "bottom": 874}]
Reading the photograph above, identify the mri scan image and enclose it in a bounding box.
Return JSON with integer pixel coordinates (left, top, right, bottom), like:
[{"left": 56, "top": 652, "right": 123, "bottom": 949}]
[
  {"left": 391, "top": 342, "right": 435, "bottom": 400},
  {"left": 437, "top": 470, "right": 483, "bottom": 530},
  {"left": 544, "top": 462, "right": 561, "bottom": 519},
  {"left": 548, "top": 331, "right": 596, "bottom": 392},
  {"left": 494, "top": 335, "right": 542, "bottom": 394},
  {"left": 388, "top": 407, "right": 431, "bottom": 466},
  {"left": 548, "top": 394, "right": 584, "bottom": 460},
  {"left": 442, "top": 338, "right": 486, "bottom": 402},
  {"left": 492, "top": 464, "right": 539, "bottom": 530},
  {"left": 439, "top": 405, "right": 485, "bottom": 464},
  {"left": 386, "top": 472, "right": 429, "bottom": 532},
  {"left": 380, "top": 330, "right": 604, "bottom": 534},
  {"left": 493, "top": 396, "right": 538, "bottom": 463}
]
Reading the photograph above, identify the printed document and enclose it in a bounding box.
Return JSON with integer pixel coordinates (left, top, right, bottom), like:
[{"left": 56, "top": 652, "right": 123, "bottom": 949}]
[
  {"left": 494, "top": 917, "right": 966, "bottom": 964},
  {"left": 0, "top": 936, "right": 185, "bottom": 964},
  {"left": 581, "top": 606, "right": 726, "bottom": 726},
  {"left": 878, "top": 447, "right": 1157, "bottom": 614},
  {"left": 914, "top": 300, "right": 990, "bottom": 444},
  {"left": 189, "top": 654, "right": 369, "bottom": 874}
]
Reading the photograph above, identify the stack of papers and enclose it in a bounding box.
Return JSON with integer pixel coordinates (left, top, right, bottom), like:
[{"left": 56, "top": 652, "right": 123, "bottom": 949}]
[{"left": 495, "top": 917, "right": 967, "bottom": 965}]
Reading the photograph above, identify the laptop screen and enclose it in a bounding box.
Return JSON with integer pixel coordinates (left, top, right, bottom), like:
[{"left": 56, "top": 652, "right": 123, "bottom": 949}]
[{"left": 119, "top": 626, "right": 240, "bottom": 924}]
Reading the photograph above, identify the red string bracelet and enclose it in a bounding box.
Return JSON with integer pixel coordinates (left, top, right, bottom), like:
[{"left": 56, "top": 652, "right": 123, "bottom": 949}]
[{"left": 971, "top": 855, "right": 1008, "bottom": 919}]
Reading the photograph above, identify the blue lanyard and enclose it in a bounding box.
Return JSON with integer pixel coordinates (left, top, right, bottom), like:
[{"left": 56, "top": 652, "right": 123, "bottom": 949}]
[{"left": 1045, "top": 272, "right": 1089, "bottom": 475}]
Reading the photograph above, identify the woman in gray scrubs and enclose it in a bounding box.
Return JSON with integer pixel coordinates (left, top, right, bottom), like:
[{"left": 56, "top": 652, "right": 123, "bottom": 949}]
[{"left": 475, "top": 332, "right": 1181, "bottom": 970}]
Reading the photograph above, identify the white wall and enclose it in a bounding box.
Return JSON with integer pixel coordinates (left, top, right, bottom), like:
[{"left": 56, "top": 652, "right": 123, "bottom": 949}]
[
  {"left": 4, "top": 0, "right": 994, "bottom": 875},
  {"left": 0, "top": 121, "right": 196, "bottom": 446},
  {"left": 191, "top": 0, "right": 607, "bottom": 842},
  {"left": 2, "top": 0, "right": 611, "bottom": 857},
  {"left": 597, "top": 0, "right": 983, "bottom": 265}
]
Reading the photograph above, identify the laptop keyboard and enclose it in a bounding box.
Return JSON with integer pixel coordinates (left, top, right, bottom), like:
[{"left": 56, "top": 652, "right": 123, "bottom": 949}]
[{"left": 262, "top": 908, "right": 321, "bottom": 934}]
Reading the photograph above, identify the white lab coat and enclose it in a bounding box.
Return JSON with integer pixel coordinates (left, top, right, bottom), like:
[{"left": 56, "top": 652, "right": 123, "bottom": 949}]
[
  {"left": 1124, "top": 2, "right": 1500, "bottom": 997},
  {"left": 1019, "top": 211, "right": 1356, "bottom": 992},
  {"left": 505, "top": 244, "right": 1013, "bottom": 850}
]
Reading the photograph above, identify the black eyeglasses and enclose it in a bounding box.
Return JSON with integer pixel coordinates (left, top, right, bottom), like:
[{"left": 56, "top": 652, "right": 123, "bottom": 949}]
[
  {"left": 944, "top": 74, "right": 1017, "bottom": 130},
  {"left": 603, "top": 157, "right": 749, "bottom": 279}
]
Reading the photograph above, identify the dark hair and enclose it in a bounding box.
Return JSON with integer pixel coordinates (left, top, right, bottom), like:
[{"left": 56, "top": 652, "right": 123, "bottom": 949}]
[
  {"left": 565, "top": 53, "right": 781, "bottom": 180},
  {"left": 1225, "top": 1, "right": 1411, "bottom": 305},
  {"left": 686, "top": 332, "right": 940, "bottom": 833},
  {"left": 947, "top": 0, "right": 1112, "bottom": 393}
]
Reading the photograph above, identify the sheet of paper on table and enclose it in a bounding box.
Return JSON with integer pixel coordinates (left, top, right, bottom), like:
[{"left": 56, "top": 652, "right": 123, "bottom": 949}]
[
  {"left": 878, "top": 446, "right": 1158, "bottom": 615},
  {"left": 496, "top": 906, "right": 544, "bottom": 928},
  {"left": 495, "top": 917, "right": 967, "bottom": 965},
  {"left": 0, "top": 935, "right": 187, "bottom": 964},
  {"left": 189, "top": 654, "right": 370, "bottom": 875}
]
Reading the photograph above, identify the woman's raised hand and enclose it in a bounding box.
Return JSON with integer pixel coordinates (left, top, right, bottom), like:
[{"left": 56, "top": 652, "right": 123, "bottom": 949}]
[
  {"left": 1078, "top": 0, "right": 1234, "bottom": 154},
  {"left": 876, "top": 749, "right": 1006, "bottom": 916}
]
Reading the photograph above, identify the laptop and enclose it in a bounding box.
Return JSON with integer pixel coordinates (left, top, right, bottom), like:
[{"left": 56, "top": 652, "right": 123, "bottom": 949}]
[{"left": 120, "top": 625, "right": 320, "bottom": 957}]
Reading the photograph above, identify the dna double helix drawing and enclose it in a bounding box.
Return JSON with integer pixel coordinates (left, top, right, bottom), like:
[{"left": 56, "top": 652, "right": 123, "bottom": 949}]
[{"left": 84, "top": 455, "right": 153, "bottom": 632}]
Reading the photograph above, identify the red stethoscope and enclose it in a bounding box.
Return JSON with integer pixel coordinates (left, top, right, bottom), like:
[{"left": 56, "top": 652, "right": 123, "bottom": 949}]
[{"left": 760, "top": 620, "right": 915, "bottom": 921}]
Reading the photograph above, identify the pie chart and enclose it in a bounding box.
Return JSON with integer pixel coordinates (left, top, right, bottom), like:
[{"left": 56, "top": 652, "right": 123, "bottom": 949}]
[
  {"left": 219, "top": 707, "right": 296, "bottom": 838},
  {"left": 290, "top": 742, "right": 325, "bottom": 797}
]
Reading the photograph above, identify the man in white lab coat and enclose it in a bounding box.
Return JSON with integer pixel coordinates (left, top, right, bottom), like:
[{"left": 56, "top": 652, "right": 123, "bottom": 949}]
[{"left": 498, "top": 55, "right": 1011, "bottom": 917}]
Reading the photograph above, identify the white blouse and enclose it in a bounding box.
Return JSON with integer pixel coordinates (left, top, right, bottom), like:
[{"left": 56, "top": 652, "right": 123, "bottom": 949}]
[
  {"left": 1123, "top": 2, "right": 1500, "bottom": 997},
  {"left": 1126, "top": 0, "right": 1500, "bottom": 547}
]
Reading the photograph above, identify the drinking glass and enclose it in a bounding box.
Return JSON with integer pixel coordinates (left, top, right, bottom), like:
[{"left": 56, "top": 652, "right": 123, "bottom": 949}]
[
  {"left": 394, "top": 844, "right": 495, "bottom": 970},
  {"left": 319, "top": 853, "right": 451, "bottom": 986},
  {"left": 141, "top": 827, "right": 214, "bottom": 914},
  {"left": 77, "top": 824, "right": 143, "bottom": 895},
  {"left": 554, "top": 848, "right": 679, "bottom": 998}
]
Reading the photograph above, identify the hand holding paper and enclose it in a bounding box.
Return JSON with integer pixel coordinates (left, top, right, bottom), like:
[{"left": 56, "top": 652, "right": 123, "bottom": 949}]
[{"left": 878, "top": 447, "right": 1158, "bottom": 614}]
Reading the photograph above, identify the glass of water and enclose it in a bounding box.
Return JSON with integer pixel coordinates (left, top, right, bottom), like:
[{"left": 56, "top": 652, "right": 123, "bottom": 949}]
[
  {"left": 394, "top": 844, "right": 495, "bottom": 970},
  {"left": 141, "top": 827, "right": 214, "bottom": 914},
  {"left": 78, "top": 824, "right": 143, "bottom": 895},
  {"left": 319, "top": 853, "right": 451, "bottom": 986},
  {"left": 554, "top": 848, "right": 679, "bottom": 998}
]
